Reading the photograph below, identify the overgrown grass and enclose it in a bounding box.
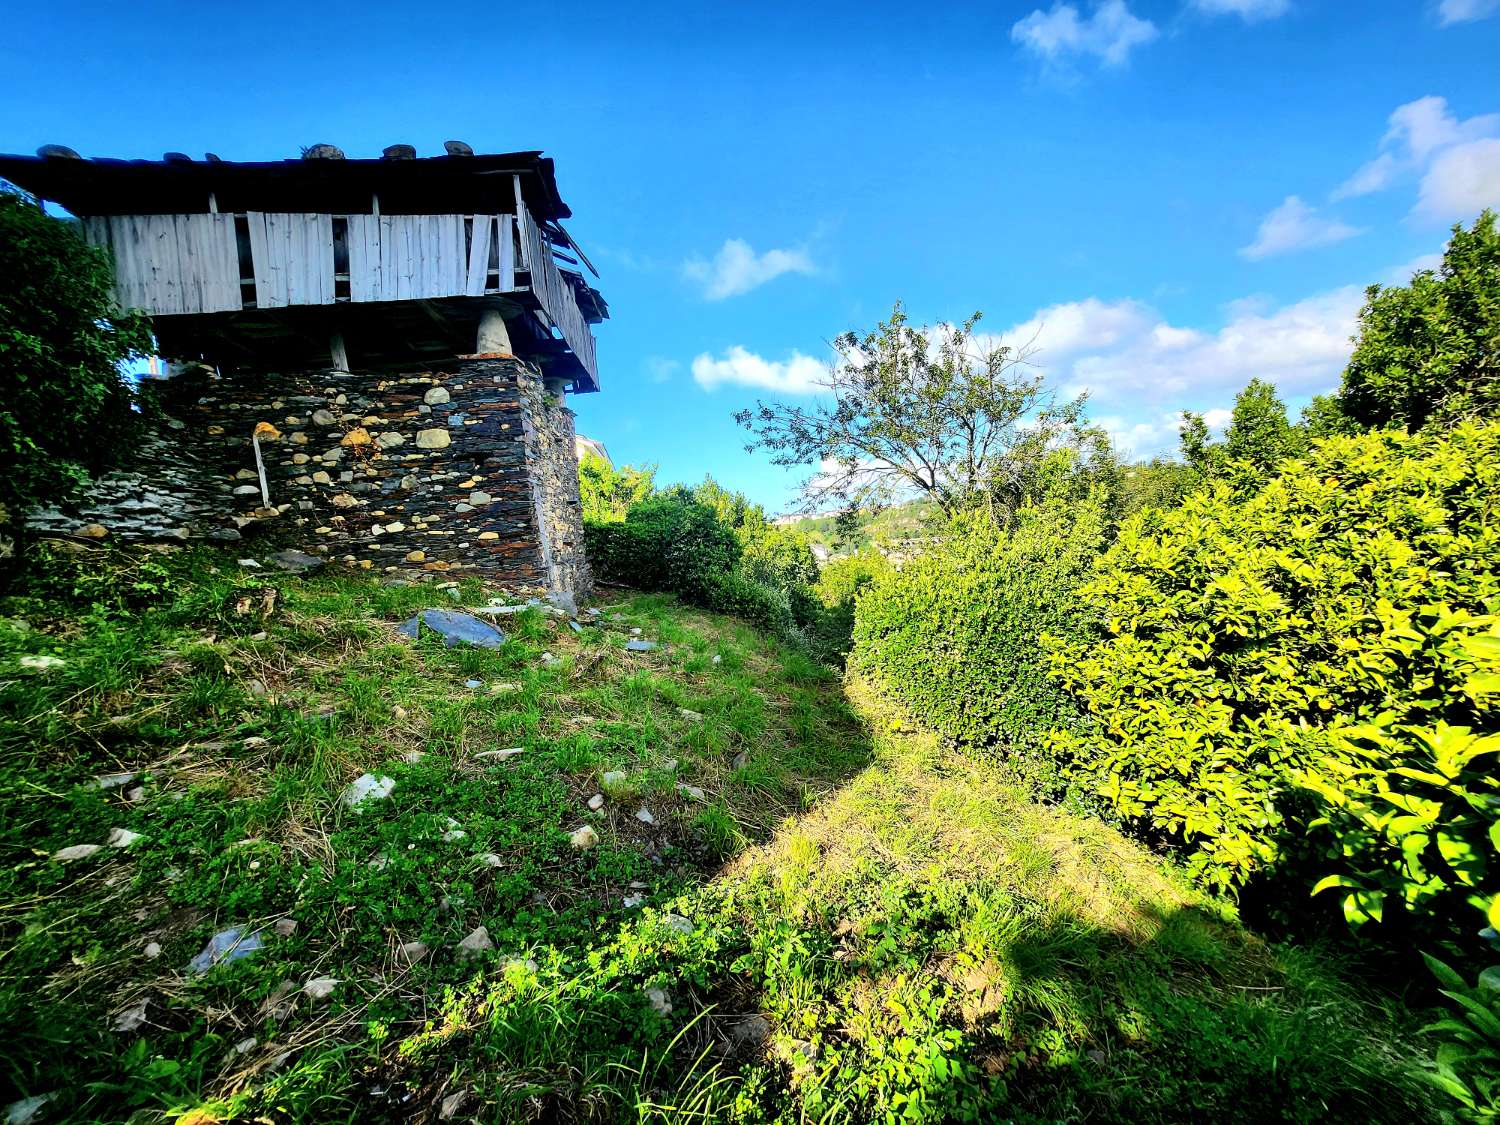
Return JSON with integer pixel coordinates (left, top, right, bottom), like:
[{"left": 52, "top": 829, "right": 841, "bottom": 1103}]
[{"left": 0, "top": 547, "right": 1441, "bottom": 1122}]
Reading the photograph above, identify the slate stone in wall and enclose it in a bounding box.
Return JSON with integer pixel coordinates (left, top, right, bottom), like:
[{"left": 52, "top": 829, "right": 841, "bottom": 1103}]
[{"left": 23, "top": 357, "right": 593, "bottom": 597}]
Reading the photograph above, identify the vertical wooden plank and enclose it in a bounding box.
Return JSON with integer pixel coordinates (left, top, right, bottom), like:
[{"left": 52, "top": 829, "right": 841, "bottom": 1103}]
[
  {"left": 149, "top": 215, "right": 183, "bottom": 315},
  {"left": 347, "top": 215, "right": 370, "bottom": 302},
  {"left": 210, "top": 213, "right": 242, "bottom": 311},
  {"left": 382, "top": 215, "right": 401, "bottom": 301},
  {"left": 496, "top": 214, "right": 514, "bottom": 292},
  {"left": 282, "top": 214, "right": 304, "bottom": 306},
  {"left": 314, "top": 213, "right": 335, "bottom": 304},
  {"left": 442, "top": 214, "right": 464, "bottom": 296},
  {"left": 176, "top": 215, "right": 202, "bottom": 314},
  {"left": 465, "top": 214, "right": 491, "bottom": 295}
]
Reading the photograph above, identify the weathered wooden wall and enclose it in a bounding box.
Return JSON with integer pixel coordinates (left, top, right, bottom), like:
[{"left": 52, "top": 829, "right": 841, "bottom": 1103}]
[
  {"left": 84, "top": 214, "right": 241, "bottom": 315},
  {"left": 516, "top": 202, "right": 598, "bottom": 384},
  {"left": 83, "top": 212, "right": 521, "bottom": 313}
]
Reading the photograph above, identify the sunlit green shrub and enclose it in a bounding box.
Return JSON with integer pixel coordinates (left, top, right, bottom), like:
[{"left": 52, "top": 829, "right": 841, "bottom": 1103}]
[
  {"left": 584, "top": 494, "right": 740, "bottom": 603},
  {"left": 1045, "top": 423, "right": 1500, "bottom": 941},
  {"left": 850, "top": 496, "right": 1108, "bottom": 777}
]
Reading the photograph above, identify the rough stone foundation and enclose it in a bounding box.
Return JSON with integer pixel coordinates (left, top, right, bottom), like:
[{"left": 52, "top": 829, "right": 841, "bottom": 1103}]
[{"left": 25, "top": 357, "right": 592, "bottom": 596}]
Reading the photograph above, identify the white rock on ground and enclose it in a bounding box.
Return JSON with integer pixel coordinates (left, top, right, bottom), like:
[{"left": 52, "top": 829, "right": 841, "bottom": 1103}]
[
  {"left": 439, "top": 1091, "right": 467, "bottom": 1120},
  {"left": 634, "top": 808, "right": 656, "bottom": 826},
  {"left": 111, "top": 997, "right": 150, "bottom": 1032},
  {"left": 442, "top": 817, "right": 466, "bottom": 842},
  {"left": 712, "top": 654, "right": 722, "bottom": 665},
  {"left": 5, "top": 1093, "right": 54, "bottom": 1125},
  {"left": 106, "top": 828, "right": 143, "bottom": 848},
  {"left": 400, "top": 941, "right": 430, "bottom": 963},
  {"left": 95, "top": 772, "right": 137, "bottom": 790},
  {"left": 645, "top": 987, "right": 672, "bottom": 1015},
  {"left": 474, "top": 747, "right": 524, "bottom": 760},
  {"left": 20, "top": 655, "right": 65, "bottom": 671},
  {"left": 479, "top": 853, "right": 504, "bottom": 867},
  {"left": 678, "top": 708, "right": 704, "bottom": 721},
  {"left": 273, "top": 918, "right": 298, "bottom": 938},
  {"left": 302, "top": 977, "right": 339, "bottom": 1001},
  {"left": 457, "top": 926, "right": 493, "bottom": 958},
  {"left": 342, "top": 773, "right": 395, "bottom": 807},
  {"left": 569, "top": 825, "right": 599, "bottom": 850},
  {"left": 601, "top": 770, "right": 628, "bottom": 795},
  {"left": 587, "top": 793, "right": 605, "bottom": 811},
  {"left": 676, "top": 784, "right": 706, "bottom": 802},
  {"left": 623, "top": 893, "right": 647, "bottom": 908},
  {"left": 143, "top": 941, "right": 162, "bottom": 959},
  {"left": 53, "top": 844, "right": 101, "bottom": 862},
  {"left": 663, "top": 914, "right": 694, "bottom": 936}
]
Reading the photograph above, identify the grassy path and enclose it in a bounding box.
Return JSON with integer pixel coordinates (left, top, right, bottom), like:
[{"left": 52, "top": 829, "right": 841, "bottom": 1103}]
[{"left": 0, "top": 550, "right": 1437, "bottom": 1123}]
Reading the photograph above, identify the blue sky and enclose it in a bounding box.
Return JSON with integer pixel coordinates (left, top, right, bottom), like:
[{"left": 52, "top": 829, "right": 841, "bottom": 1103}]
[{"left": 6, "top": 1, "right": 1500, "bottom": 511}]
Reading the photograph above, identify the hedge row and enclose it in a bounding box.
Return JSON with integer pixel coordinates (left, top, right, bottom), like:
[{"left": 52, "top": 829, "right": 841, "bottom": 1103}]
[{"left": 849, "top": 496, "right": 1109, "bottom": 792}]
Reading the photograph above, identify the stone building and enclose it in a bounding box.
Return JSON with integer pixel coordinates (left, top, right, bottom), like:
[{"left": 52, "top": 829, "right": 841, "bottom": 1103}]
[{"left": 0, "top": 143, "right": 608, "bottom": 597}]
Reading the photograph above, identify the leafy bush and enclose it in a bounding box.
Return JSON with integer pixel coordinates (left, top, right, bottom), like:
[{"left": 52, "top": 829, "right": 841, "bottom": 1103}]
[
  {"left": 850, "top": 495, "right": 1108, "bottom": 782},
  {"left": 1423, "top": 954, "right": 1500, "bottom": 1121},
  {"left": 1045, "top": 423, "right": 1500, "bottom": 942},
  {"left": 703, "top": 570, "right": 794, "bottom": 635},
  {"left": 808, "top": 549, "right": 892, "bottom": 662},
  {"left": 585, "top": 493, "right": 741, "bottom": 604},
  {"left": 578, "top": 455, "right": 655, "bottom": 523},
  {"left": 0, "top": 192, "right": 151, "bottom": 527},
  {"left": 1338, "top": 210, "right": 1500, "bottom": 432}
]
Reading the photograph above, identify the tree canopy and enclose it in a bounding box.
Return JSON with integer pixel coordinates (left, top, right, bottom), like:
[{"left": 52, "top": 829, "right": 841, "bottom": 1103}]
[
  {"left": 734, "top": 303, "right": 1090, "bottom": 522},
  {"left": 1337, "top": 209, "right": 1499, "bottom": 431},
  {"left": 0, "top": 192, "right": 151, "bottom": 528}
]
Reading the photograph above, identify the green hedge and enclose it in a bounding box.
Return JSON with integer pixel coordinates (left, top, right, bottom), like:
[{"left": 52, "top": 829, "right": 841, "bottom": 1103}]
[
  {"left": 585, "top": 495, "right": 740, "bottom": 603},
  {"left": 850, "top": 497, "right": 1108, "bottom": 783},
  {"left": 1045, "top": 423, "right": 1500, "bottom": 940}
]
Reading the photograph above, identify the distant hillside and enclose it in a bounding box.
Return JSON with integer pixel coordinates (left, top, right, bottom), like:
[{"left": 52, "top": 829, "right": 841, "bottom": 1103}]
[{"left": 779, "top": 498, "right": 934, "bottom": 554}]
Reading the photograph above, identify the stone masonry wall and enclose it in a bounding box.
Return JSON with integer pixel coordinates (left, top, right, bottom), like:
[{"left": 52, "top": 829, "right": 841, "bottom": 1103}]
[{"left": 25, "top": 357, "right": 592, "bottom": 596}]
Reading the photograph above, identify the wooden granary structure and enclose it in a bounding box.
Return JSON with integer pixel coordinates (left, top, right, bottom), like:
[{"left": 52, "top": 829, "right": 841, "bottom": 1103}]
[
  {"left": 2, "top": 143, "right": 608, "bottom": 595},
  {"left": 0, "top": 143, "right": 607, "bottom": 393}
]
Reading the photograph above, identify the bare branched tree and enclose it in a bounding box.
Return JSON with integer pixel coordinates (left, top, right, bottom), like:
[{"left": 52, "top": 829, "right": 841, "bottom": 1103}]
[{"left": 735, "top": 303, "right": 1090, "bottom": 522}]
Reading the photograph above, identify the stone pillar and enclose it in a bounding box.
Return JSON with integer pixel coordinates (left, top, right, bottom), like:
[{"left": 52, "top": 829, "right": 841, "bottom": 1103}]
[
  {"left": 476, "top": 309, "right": 512, "bottom": 355},
  {"left": 329, "top": 333, "right": 350, "bottom": 373}
]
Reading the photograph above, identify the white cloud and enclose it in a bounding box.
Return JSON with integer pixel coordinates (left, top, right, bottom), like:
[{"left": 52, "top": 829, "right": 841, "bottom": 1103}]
[
  {"left": 1011, "top": 1, "right": 1158, "bottom": 68},
  {"left": 1004, "top": 287, "right": 1362, "bottom": 415},
  {"left": 691, "top": 346, "right": 827, "bottom": 394},
  {"left": 1000, "top": 297, "right": 1157, "bottom": 358},
  {"left": 682, "top": 239, "right": 816, "bottom": 300},
  {"left": 1416, "top": 137, "right": 1500, "bottom": 219},
  {"left": 1190, "top": 0, "right": 1290, "bottom": 20},
  {"left": 1240, "top": 196, "right": 1363, "bottom": 259},
  {"left": 1438, "top": 0, "right": 1500, "bottom": 25},
  {"left": 1333, "top": 96, "right": 1500, "bottom": 202}
]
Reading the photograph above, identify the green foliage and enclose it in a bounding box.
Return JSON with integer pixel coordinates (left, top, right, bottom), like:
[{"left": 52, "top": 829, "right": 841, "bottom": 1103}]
[
  {"left": 1045, "top": 423, "right": 1500, "bottom": 944},
  {"left": 1223, "top": 378, "right": 1304, "bottom": 472},
  {"left": 1339, "top": 211, "right": 1500, "bottom": 431},
  {"left": 585, "top": 492, "right": 741, "bottom": 603},
  {"left": 850, "top": 495, "right": 1108, "bottom": 786},
  {"left": 703, "top": 569, "right": 794, "bottom": 635},
  {"left": 735, "top": 302, "right": 1090, "bottom": 520},
  {"left": 1181, "top": 378, "right": 1304, "bottom": 481},
  {"left": 1118, "top": 457, "right": 1197, "bottom": 519},
  {"left": 578, "top": 454, "right": 656, "bottom": 523},
  {"left": 808, "top": 548, "right": 893, "bottom": 662},
  {"left": 0, "top": 191, "right": 152, "bottom": 525},
  {"left": 1423, "top": 954, "right": 1500, "bottom": 1121}
]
